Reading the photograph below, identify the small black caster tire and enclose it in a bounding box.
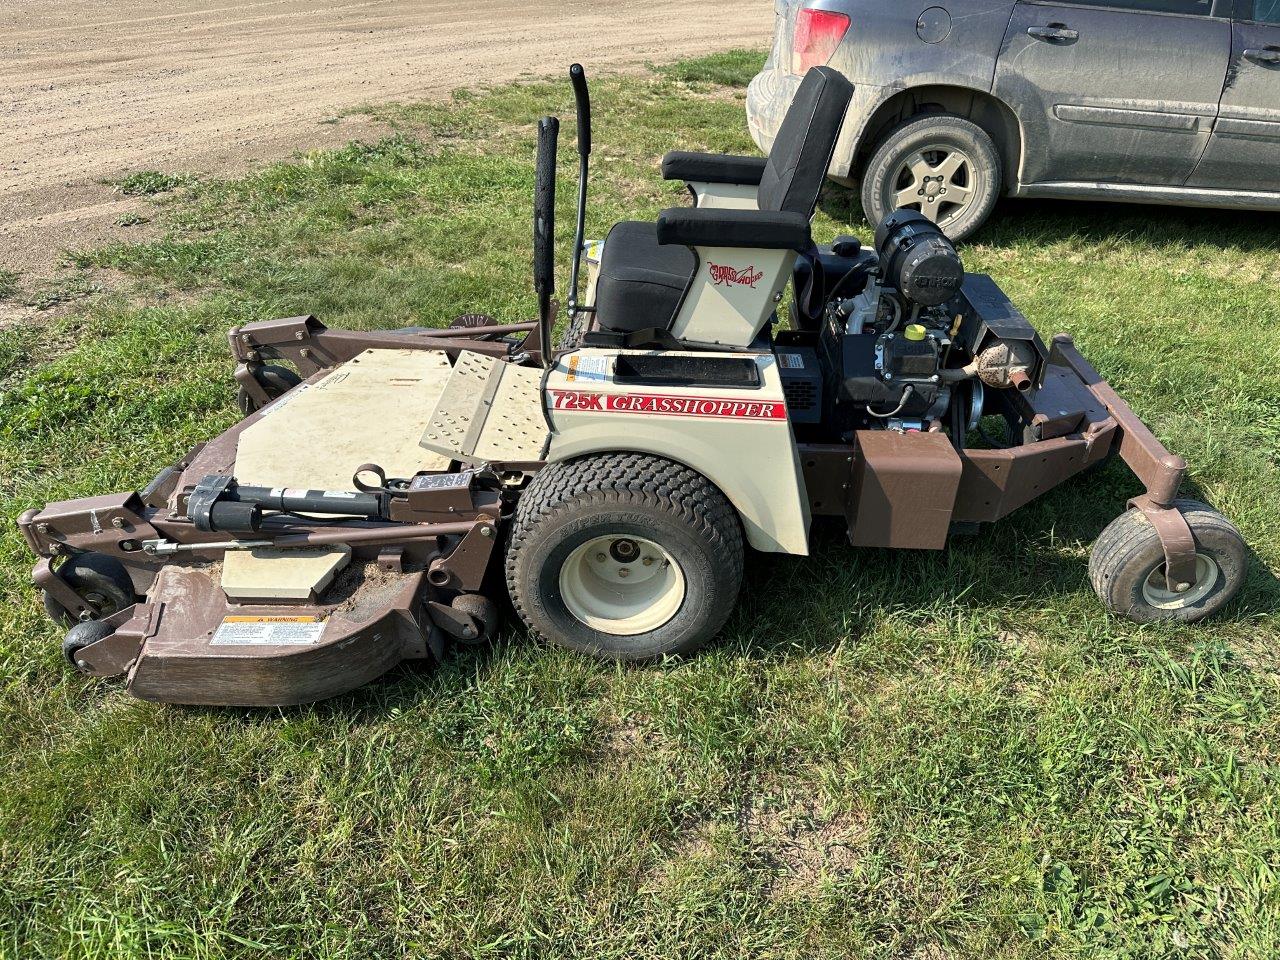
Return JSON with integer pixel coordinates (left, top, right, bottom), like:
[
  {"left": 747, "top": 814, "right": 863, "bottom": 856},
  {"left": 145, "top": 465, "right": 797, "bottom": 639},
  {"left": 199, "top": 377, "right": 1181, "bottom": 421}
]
[
  {"left": 450, "top": 593, "right": 500, "bottom": 645},
  {"left": 63, "top": 621, "right": 115, "bottom": 671},
  {"left": 1089, "top": 499, "right": 1247, "bottom": 624},
  {"left": 236, "top": 364, "right": 302, "bottom": 415},
  {"left": 506, "top": 454, "right": 744, "bottom": 662},
  {"left": 43, "top": 553, "right": 136, "bottom": 628}
]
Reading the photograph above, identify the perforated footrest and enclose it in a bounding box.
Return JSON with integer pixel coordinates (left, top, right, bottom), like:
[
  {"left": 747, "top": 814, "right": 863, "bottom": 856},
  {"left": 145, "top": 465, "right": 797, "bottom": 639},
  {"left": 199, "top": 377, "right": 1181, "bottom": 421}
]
[{"left": 420, "top": 352, "right": 548, "bottom": 464}]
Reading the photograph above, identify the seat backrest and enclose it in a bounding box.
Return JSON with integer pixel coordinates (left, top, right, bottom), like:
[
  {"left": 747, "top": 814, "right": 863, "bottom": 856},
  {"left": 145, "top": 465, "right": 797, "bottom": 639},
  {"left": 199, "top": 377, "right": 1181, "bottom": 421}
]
[{"left": 756, "top": 66, "right": 854, "bottom": 217}]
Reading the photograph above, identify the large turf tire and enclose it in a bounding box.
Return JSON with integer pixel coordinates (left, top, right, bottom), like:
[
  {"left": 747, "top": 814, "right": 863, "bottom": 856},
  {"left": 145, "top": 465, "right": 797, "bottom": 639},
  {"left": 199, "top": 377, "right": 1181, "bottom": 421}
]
[
  {"left": 861, "top": 113, "right": 1001, "bottom": 242},
  {"left": 1089, "top": 500, "right": 1246, "bottom": 624},
  {"left": 43, "top": 553, "right": 136, "bottom": 627},
  {"left": 506, "top": 454, "right": 744, "bottom": 662}
]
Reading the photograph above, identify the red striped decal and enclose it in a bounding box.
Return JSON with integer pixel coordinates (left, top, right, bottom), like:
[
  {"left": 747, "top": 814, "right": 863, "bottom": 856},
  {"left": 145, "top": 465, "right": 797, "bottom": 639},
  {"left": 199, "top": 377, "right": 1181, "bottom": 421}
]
[{"left": 550, "top": 390, "right": 786, "bottom": 420}]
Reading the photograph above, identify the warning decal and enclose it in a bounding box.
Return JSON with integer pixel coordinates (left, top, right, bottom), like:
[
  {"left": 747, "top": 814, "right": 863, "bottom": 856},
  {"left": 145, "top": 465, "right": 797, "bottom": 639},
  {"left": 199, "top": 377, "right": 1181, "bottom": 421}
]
[
  {"left": 211, "top": 616, "right": 327, "bottom": 646},
  {"left": 564, "top": 354, "right": 612, "bottom": 383},
  {"left": 549, "top": 389, "right": 785, "bottom": 421},
  {"left": 777, "top": 353, "right": 805, "bottom": 370}
]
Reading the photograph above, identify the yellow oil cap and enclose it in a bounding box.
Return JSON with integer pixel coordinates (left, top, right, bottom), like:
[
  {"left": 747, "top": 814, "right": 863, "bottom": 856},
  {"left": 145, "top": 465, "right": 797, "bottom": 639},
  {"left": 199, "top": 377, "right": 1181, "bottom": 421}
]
[{"left": 904, "top": 323, "right": 927, "bottom": 341}]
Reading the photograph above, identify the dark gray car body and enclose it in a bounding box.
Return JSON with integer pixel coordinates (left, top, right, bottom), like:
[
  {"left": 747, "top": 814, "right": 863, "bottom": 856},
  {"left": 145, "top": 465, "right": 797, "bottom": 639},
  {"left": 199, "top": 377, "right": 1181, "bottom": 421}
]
[{"left": 748, "top": 0, "right": 1280, "bottom": 211}]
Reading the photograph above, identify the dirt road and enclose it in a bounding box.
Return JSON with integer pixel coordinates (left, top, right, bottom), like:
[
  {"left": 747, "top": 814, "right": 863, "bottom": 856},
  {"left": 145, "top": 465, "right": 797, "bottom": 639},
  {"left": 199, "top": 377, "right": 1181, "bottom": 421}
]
[{"left": 1, "top": 0, "right": 773, "bottom": 279}]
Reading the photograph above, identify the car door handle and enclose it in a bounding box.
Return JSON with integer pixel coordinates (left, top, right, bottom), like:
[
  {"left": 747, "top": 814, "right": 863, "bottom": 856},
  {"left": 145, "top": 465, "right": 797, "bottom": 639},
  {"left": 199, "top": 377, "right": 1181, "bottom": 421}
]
[
  {"left": 1028, "top": 25, "right": 1079, "bottom": 43},
  {"left": 1243, "top": 47, "right": 1280, "bottom": 65}
]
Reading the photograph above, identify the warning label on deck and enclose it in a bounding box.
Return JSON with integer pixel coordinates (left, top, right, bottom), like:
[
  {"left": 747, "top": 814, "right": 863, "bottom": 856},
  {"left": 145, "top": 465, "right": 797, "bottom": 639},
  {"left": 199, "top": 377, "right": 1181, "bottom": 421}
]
[{"left": 211, "top": 616, "right": 327, "bottom": 646}]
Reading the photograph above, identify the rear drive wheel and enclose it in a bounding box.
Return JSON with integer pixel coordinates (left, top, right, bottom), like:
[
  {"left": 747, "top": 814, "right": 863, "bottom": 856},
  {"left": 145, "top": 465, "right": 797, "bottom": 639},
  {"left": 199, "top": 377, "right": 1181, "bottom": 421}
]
[
  {"left": 506, "top": 454, "right": 743, "bottom": 661},
  {"left": 861, "top": 113, "right": 1001, "bottom": 241},
  {"left": 1089, "top": 500, "right": 1247, "bottom": 624},
  {"left": 43, "top": 553, "right": 136, "bottom": 627}
]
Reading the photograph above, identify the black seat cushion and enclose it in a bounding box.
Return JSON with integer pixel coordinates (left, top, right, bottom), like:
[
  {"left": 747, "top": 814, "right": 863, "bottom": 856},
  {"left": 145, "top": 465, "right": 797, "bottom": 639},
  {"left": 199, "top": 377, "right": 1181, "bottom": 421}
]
[{"left": 595, "top": 221, "right": 697, "bottom": 333}]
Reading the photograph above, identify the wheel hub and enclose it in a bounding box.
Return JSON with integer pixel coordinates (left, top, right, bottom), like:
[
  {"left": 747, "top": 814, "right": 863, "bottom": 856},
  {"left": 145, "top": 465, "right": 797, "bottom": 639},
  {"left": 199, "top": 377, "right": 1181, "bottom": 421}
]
[
  {"left": 559, "top": 535, "right": 686, "bottom": 636},
  {"left": 893, "top": 146, "right": 974, "bottom": 226},
  {"left": 1141, "top": 554, "right": 1220, "bottom": 610}
]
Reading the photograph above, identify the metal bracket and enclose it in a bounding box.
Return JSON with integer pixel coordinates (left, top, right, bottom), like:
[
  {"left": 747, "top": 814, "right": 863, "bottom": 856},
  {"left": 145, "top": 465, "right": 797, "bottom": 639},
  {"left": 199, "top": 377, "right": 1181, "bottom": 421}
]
[
  {"left": 1130, "top": 494, "right": 1198, "bottom": 592},
  {"left": 426, "top": 521, "right": 499, "bottom": 592}
]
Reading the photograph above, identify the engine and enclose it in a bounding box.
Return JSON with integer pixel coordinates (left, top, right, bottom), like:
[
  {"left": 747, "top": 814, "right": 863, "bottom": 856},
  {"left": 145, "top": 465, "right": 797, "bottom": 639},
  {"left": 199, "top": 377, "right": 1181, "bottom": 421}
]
[{"left": 805, "top": 210, "right": 1042, "bottom": 438}]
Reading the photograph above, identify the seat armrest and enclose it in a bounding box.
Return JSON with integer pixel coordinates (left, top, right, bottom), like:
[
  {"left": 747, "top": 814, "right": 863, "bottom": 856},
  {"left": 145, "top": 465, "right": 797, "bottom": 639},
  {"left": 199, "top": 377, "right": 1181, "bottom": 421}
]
[
  {"left": 655, "top": 208, "right": 811, "bottom": 251},
  {"left": 661, "top": 151, "right": 768, "bottom": 186}
]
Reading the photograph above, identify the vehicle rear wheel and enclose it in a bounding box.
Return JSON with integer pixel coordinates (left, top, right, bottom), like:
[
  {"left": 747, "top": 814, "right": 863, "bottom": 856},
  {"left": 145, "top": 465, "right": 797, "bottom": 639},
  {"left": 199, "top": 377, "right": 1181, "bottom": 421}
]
[
  {"left": 505, "top": 453, "right": 744, "bottom": 661},
  {"left": 1089, "top": 500, "right": 1247, "bottom": 624},
  {"left": 861, "top": 113, "right": 1001, "bottom": 242}
]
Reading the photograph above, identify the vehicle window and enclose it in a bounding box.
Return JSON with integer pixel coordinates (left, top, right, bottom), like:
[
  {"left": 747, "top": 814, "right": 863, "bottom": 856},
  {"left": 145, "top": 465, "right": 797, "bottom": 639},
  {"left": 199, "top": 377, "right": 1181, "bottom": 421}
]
[
  {"left": 1053, "top": 0, "right": 1213, "bottom": 14},
  {"left": 1245, "top": 0, "right": 1280, "bottom": 22}
]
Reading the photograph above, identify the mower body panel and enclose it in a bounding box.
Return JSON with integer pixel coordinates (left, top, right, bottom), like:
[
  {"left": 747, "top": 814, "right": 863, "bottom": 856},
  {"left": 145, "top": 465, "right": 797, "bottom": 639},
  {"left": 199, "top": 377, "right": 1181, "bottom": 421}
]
[
  {"left": 544, "top": 348, "right": 811, "bottom": 556},
  {"left": 124, "top": 562, "right": 437, "bottom": 707}
]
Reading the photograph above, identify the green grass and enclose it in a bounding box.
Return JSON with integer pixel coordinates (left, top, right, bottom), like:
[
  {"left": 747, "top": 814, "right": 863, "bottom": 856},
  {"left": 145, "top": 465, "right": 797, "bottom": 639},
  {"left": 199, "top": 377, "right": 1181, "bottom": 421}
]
[
  {"left": 0, "top": 270, "right": 18, "bottom": 302},
  {"left": 2, "top": 53, "right": 1279, "bottom": 959},
  {"left": 113, "top": 171, "right": 194, "bottom": 196}
]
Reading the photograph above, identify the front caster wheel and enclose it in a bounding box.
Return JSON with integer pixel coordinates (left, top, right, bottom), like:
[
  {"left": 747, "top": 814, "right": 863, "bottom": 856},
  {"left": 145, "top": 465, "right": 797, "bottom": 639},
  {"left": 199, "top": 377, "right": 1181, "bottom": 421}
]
[
  {"left": 63, "top": 620, "right": 115, "bottom": 671},
  {"left": 506, "top": 454, "right": 744, "bottom": 662},
  {"left": 236, "top": 364, "right": 302, "bottom": 416},
  {"left": 1089, "top": 499, "right": 1247, "bottom": 624},
  {"left": 43, "top": 553, "right": 137, "bottom": 627}
]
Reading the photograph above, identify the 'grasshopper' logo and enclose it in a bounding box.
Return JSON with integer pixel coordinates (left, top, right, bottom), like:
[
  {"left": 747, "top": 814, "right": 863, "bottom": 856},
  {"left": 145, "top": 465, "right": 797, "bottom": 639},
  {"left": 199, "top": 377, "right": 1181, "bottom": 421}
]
[{"left": 709, "top": 263, "right": 764, "bottom": 288}]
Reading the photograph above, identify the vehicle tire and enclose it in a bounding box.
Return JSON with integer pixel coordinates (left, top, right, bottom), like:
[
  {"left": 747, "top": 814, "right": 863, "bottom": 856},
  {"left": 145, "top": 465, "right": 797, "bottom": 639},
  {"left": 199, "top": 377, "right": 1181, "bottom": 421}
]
[
  {"left": 62, "top": 620, "right": 115, "bottom": 670},
  {"left": 450, "top": 592, "right": 500, "bottom": 645},
  {"left": 43, "top": 553, "right": 137, "bottom": 627},
  {"left": 236, "top": 364, "right": 302, "bottom": 416},
  {"left": 861, "top": 113, "right": 1002, "bottom": 242},
  {"left": 506, "top": 453, "right": 744, "bottom": 661},
  {"left": 1089, "top": 500, "right": 1247, "bottom": 624}
]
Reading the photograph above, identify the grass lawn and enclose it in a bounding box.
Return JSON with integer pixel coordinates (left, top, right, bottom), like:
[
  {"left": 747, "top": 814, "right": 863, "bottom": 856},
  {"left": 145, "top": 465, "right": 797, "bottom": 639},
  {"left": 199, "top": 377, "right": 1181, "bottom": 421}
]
[{"left": 1, "top": 51, "right": 1278, "bottom": 959}]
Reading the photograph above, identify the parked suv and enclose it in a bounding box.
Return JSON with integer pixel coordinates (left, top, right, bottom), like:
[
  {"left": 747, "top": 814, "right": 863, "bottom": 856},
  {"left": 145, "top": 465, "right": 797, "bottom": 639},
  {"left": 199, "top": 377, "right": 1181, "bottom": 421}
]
[{"left": 748, "top": 0, "right": 1280, "bottom": 240}]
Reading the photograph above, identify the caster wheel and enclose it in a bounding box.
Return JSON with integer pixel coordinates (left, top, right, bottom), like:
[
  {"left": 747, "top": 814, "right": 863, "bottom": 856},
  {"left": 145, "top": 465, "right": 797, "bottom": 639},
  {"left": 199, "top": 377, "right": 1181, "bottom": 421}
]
[
  {"left": 236, "top": 364, "right": 302, "bottom": 415},
  {"left": 506, "top": 454, "right": 743, "bottom": 662},
  {"left": 1089, "top": 499, "right": 1247, "bottom": 624},
  {"left": 43, "top": 553, "right": 137, "bottom": 628},
  {"left": 450, "top": 593, "right": 500, "bottom": 645},
  {"left": 63, "top": 620, "right": 115, "bottom": 671}
]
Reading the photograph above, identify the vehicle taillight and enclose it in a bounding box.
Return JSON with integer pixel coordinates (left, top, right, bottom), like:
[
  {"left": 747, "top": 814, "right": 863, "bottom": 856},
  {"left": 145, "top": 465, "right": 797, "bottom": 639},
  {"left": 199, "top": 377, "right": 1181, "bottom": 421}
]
[{"left": 791, "top": 8, "right": 851, "bottom": 75}]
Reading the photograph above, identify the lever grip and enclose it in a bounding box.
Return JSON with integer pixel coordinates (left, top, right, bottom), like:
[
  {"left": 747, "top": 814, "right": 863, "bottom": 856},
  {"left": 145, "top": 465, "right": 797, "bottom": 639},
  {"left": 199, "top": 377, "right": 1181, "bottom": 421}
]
[{"left": 569, "top": 63, "right": 592, "bottom": 156}]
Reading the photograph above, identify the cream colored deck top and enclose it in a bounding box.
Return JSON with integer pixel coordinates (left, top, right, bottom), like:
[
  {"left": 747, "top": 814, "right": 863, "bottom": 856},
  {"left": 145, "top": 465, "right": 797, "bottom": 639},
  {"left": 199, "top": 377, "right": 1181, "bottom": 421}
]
[{"left": 236, "top": 349, "right": 453, "bottom": 491}]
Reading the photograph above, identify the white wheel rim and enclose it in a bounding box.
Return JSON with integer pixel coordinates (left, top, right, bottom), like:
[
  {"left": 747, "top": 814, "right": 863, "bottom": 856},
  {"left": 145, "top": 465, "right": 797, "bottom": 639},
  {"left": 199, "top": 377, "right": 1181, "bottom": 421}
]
[
  {"left": 1141, "top": 554, "right": 1220, "bottom": 610},
  {"left": 558, "top": 535, "right": 686, "bottom": 636}
]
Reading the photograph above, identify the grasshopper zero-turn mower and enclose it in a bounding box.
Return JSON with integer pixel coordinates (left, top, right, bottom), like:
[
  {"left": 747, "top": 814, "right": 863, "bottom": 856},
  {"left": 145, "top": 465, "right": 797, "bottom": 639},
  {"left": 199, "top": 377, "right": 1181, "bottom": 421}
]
[{"left": 19, "top": 66, "right": 1248, "bottom": 706}]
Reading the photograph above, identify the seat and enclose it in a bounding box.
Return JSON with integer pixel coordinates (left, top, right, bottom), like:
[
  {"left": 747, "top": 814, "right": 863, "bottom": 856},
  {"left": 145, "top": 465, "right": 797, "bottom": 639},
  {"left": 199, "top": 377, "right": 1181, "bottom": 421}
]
[
  {"left": 595, "top": 221, "right": 697, "bottom": 334},
  {"left": 593, "top": 66, "right": 854, "bottom": 338}
]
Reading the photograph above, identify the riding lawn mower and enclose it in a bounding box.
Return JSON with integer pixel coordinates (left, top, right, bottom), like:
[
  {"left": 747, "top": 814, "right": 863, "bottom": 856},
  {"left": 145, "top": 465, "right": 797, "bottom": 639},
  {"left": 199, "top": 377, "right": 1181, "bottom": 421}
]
[{"left": 19, "top": 66, "right": 1248, "bottom": 706}]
